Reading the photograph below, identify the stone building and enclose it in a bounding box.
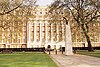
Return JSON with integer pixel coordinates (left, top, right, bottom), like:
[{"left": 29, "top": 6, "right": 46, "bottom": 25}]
[{"left": 0, "top": 6, "right": 100, "bottom": 49}]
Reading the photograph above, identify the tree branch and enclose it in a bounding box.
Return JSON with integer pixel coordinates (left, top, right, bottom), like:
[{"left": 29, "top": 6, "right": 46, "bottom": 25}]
[
  {"left": 89, "top": 15, "right": 100, "bottom": 22},
  {"left": 0, "top": 3, "right": 22, "bottom": 15}
]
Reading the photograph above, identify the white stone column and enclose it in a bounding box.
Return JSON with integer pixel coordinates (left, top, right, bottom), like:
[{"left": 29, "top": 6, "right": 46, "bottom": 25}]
[
  {"left": 62, "top": 23, "right": 65, "bottom": 42},
  {"left": 27, "top": 22, "right": 31, "bottom": 48},
  {"left": 50, "top": 23, "right": 51, "bottom": 42},
  {"left": 49, "top": 24, "right": 53, "bottom": 48},
  {"left": 51, "top": 23, "right": 55, "bottom": 43},
  {"left": 45, "top": 22, "right": 48, "bottom": 43},
  {"left": 57, "top": 23, "right": 60, "bottom": 42},
  {"left": 34, "top": 22, "right": 37, "bottom": 42},
  {"left": 40, "top": 22, "right": 42, "bottom": 47},
  {"left": 65, "top": 23, "right": 73, "bottom": 55},
  {"left": 28, "top": 23, "right": 31, "bottom": 42},
  {"left": 27, "top": 22, "right": 29, "bottom": 43},
  {"left": 42, "top": 22, "right": 45, "bottom": 47}
]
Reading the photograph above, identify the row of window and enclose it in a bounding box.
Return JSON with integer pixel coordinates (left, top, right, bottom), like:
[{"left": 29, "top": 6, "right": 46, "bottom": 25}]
[{"left": 1, "top": 38, "right": 26, "bottom": 43}]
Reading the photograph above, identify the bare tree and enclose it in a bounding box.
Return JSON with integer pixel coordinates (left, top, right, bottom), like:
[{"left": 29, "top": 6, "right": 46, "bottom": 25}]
[
  {"left": 49, "top": 0, "right": 100, "bottom": 51},
  {"left": 0, "top": 0, "right": 37, "bottom": 15},
  {"left": 0, "top": 0, "right": 37, "bottom": 45},
  {"left": 0, "top": 0, "right": 22, "bottom": 15}
]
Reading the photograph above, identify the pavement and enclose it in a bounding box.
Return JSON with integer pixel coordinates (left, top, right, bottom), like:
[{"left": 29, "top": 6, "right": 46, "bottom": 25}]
[{"left": 47, "top": 51, "right": 100, "bottom": 67}]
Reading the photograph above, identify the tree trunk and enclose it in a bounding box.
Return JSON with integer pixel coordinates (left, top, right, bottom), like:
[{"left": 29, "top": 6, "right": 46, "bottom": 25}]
[{"left": 81, "top": 24, "right": 94, "bottom": 52}]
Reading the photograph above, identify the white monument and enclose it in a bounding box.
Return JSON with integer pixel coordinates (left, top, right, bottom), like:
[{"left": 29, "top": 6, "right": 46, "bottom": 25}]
[{"left": 64, "top": 17, "right": 73, "bottom": 55}]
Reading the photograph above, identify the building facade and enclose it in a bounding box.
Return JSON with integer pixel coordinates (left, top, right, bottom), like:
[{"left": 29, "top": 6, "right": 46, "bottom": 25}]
[
  {"left": 0, "top": 6, "right": 100, "bottom": 49},
  {"left": 27, "top": 6, "right": 66, "bottom": 49}
]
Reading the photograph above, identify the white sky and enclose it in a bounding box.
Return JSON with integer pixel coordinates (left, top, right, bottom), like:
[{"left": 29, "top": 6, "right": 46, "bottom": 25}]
[{"left": 36, "top": 0, "right": 54, "bottom": 6}]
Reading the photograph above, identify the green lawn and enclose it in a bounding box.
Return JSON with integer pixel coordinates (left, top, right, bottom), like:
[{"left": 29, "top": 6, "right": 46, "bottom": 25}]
[
  {"left": 76, "top": 50, "right": 100, "bottom": 58},
  {"left": 0, "top": 52, "right": 58, "bottom": 67}
]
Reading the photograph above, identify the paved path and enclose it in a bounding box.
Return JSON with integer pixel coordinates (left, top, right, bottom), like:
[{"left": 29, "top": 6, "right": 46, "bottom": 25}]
[{"left": 48, "top": 51, "right": 100, "bottom": 67}]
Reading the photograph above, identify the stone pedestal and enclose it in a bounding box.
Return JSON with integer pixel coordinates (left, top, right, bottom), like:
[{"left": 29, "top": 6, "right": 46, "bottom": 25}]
[{"left": 65, "top": 24, "right": 73, "bottom": 55}]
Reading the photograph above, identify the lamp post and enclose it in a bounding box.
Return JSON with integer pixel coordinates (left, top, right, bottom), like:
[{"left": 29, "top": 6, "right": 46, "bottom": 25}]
[{"left": 63, "top": 17, "right": 73, "bottom": 55}]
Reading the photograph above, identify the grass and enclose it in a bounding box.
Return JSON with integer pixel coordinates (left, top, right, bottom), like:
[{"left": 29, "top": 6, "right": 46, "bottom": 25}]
[
  {"left": 0, "top": 52, "right": 58, "bottom": 67},
  {"left": 76, "top": 50, "right": 100, "bottom": 58}
]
